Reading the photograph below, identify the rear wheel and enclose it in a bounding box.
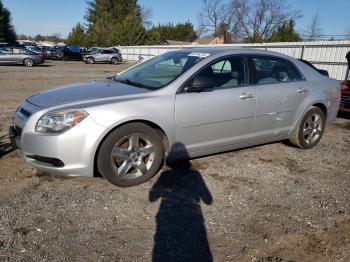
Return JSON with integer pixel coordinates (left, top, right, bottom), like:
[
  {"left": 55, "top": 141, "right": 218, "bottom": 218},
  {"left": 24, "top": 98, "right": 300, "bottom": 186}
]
[
  {"left": 290, "top": 106, "right": 326, "bottom": 149},
  {"left": 111, "top": 57, "right": 119, "bottom": 64},
  {"left": 23, "top": 58, "right": 34, "bottom": 67},
  {"left": 97, "top": 123, "right": 164, "bottom": 187}
]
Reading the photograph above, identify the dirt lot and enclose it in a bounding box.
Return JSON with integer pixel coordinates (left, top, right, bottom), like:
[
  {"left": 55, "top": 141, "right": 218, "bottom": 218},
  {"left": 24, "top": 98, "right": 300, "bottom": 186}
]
[{"left": 0, "top": 60, "right": 350, "bottom": 262}]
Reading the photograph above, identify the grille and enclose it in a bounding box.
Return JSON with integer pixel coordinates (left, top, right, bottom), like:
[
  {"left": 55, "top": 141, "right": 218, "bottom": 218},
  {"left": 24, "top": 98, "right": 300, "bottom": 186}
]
[
  {"left": 20, "top": 107, "right": 32, "bottom": 118},
  {"left": 340, "top": 94, "right": 350, "bottom": 109}
]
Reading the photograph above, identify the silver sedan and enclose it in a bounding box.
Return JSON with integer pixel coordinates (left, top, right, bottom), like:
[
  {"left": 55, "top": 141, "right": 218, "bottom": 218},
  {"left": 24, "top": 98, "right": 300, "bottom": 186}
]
[
  {"left": 11, "top": 48, "right": 340, "bottom": 187},
  {"left": 0, "top": 47, "right": 45, "bottom": 66}
]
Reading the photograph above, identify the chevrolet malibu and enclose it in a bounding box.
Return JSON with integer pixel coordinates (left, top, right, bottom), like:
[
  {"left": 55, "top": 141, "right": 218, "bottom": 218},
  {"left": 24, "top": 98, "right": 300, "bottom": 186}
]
[{"left": 10, "top": 48, "right": 341, "bottom": 187}]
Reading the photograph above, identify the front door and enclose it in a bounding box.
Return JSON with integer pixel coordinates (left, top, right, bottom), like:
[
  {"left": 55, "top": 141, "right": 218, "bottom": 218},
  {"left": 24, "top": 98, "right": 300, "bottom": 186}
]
[{"left": 175, "top": 56, "right": 257, "bottom": 155}]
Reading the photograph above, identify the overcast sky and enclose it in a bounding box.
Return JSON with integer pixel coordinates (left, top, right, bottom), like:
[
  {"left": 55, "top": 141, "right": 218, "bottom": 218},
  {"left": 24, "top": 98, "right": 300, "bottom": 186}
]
[{"left": 3, "top": 0, "right": 350, "bottom": 38}]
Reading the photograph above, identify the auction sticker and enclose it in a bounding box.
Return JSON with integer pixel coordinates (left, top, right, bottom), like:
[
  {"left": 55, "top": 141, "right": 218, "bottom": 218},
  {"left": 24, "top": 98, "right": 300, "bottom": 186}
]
[{"left": 187, "top": 52, "right": 210, "bottom": 58}]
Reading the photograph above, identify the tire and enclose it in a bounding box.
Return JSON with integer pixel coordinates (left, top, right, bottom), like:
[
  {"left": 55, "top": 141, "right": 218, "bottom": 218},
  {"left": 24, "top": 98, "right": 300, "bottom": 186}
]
[
  {"left": 289, "top": 106, "right": 326, "bottom": 149},
  {"left": 23, "top": 58, "right": 34, "bottom": 67},
  {"left": 111, "top": 57, "right": 118, "bottom": 64},
  {"left": 57, "top": 53, "right": 63, "bottom": 61},
  {"left": 86, "top": 57, "right": 94, "bottom": 64},
  {"left": 97, "top": 123, "right": 164, "bottom": 187}
]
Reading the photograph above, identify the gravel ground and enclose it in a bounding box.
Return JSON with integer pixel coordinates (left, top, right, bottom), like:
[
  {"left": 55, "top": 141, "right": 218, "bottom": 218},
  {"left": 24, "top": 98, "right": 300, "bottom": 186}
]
[{"left": 0, "top": 61, "right": 349, "bottom": 262}]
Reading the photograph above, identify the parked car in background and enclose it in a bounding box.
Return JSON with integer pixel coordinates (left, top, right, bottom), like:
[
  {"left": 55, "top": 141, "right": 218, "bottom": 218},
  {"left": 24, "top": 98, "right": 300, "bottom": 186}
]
[
  {"left": 11, "top": 48, "right": 340, "bottom": 187},
  {"left": 0, "top": 46, "right": 44, "bottom": 66},
  {"left": 48, "top": 45, "right": 82, "bottom": 61},
  {"left": 83, "top": 48, "right": 122, "bottom": 64},
  {"left": 298, "top": 59, "right": 329, "bottom": 77},
  {"left": 340, "top": 80, "right": 350, "bottom": 113}
]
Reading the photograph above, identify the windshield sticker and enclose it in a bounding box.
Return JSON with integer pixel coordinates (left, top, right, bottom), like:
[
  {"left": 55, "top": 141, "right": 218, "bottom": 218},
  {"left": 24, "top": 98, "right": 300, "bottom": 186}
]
[{"left": 187, "top": 52, "right": 210, "bottom": 58}]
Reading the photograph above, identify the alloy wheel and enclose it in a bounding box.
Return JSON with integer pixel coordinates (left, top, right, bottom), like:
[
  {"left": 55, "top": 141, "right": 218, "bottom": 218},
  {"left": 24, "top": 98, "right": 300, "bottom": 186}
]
[
  {"left": 110, "top": 133, "right": 155, "bottom": 180},
  {"left": 302, "top": 113, "right": 323, "bottom": 144}
]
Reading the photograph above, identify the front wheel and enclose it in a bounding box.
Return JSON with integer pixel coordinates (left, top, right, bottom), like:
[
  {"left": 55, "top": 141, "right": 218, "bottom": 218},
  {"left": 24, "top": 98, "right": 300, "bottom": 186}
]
[
  {"left": 290, "top": 106, "right": 326, "bottom": 149},
  {"left": 23, "top": 58, "right": 34, "bottom": 67},
  {"left": 97, "top": 123, "right": 164, "bottom": 187},
  {"left": 86, "top": 57, "right": 94, "bottom": 64}
]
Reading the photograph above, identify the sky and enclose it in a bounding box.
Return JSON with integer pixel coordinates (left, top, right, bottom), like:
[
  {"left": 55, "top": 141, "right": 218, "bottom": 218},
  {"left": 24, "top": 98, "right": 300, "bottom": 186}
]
[{"left": 2, "top": 0, "right": 350, "bottom": 39}]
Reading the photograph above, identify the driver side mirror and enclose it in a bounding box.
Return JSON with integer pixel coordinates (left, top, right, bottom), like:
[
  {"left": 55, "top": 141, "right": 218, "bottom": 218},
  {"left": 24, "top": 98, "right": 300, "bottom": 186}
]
[{"left": 184, "top": 76, "right": 215, "bottom": 93}]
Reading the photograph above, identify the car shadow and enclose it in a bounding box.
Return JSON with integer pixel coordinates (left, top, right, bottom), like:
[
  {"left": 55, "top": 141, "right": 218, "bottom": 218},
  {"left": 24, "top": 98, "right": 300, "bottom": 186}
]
[
  {"left": 149, "top": 143, "right": 213, "bottom": 262},
  {"left": 0, "top": 64, "right": 54, "bottom": 67},
  {"left": 0, "top": 134, "right": 14, "bottom": 158}
]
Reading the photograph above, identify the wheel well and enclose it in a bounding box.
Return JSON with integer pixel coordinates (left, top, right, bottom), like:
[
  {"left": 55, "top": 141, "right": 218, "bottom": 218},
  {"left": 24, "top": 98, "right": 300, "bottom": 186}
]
[
  {"left": 93, "top": 120, "right": 169, "bottom": 177},
  {"left": 312, "top": 103, "right": 328, "bottom": 119}
]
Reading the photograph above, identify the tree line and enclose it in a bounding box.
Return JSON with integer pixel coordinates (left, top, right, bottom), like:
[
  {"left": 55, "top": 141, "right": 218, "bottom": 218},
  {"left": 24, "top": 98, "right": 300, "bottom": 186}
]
[{"left": 0, "top": 0, "right": 331, "bottom": 47}]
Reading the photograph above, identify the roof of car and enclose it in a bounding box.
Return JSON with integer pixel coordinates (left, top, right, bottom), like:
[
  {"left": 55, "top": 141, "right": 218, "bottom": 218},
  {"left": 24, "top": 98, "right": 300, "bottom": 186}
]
[{"left": 178, "top": 47, "right": 293, "bottom": 59}]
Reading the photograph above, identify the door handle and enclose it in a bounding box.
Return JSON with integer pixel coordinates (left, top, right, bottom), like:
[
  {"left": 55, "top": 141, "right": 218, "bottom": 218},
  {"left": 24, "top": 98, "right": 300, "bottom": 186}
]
[
  {"left": 239, "top": 93, "right": 255, "bottom": 99},
  {"left": 297, "top": 88, "right": 308, "bottom": 94}
]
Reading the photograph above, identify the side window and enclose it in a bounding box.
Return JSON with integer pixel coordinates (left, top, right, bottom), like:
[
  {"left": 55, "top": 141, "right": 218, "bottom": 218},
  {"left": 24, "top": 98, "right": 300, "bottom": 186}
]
[
  {"left": 195, "top": 56, "right": 247, "bottom": 89},
  {"left": 212, "top": 60, "right": 231, "bottom": 74},
  {"left": 0, "top": 47, "right": 12, "bottom": 54},
  {"left": 252, "top": 56, "right": 303, "bottom": 85}
]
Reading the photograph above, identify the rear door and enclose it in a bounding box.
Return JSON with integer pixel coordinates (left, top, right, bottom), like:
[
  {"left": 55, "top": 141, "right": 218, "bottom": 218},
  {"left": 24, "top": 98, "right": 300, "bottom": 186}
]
[
  {"left": 248, "top": 55, "right": 311, "bottom": 138},
  {"left": 175, "top": 55, "right": 257, "bottom": 154},
  {"left": 100, "top": 50, "right": 112, "bottom": 62}
]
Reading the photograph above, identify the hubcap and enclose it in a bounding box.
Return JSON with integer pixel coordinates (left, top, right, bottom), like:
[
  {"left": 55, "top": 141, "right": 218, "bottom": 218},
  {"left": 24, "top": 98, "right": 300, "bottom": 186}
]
[
  {"left": 110, "top": 134, "right": 155, "bottom": 180},
  {"left": 25, "top": 59, "right": 33, "bottom": 66},
  {"left": 303, "top": 113, "right": 323, "bottom": 144}
]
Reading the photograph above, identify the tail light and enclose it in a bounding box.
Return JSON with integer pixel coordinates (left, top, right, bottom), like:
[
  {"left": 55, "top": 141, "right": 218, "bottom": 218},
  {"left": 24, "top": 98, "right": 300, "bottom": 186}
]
[{"left": 340, "top": 80, "right": 349, "bottom": 90}]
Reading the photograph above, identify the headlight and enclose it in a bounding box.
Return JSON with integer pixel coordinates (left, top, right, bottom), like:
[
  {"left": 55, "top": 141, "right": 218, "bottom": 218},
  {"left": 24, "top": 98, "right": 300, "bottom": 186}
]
[{"left": 36, "top": 110, "right": 88, "bottom": 133}]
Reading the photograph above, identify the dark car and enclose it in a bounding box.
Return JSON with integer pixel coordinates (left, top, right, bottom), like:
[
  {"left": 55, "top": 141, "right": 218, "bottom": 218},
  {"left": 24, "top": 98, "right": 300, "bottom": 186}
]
[
  {"left": 49, "top": 45, "right": 82, "bottom": 61},
  {"left": 0, "top": 46, "right": 45, "bottom": 66},
  {"left": 340, "top": 80, "right": 350, "bottom": 113}
]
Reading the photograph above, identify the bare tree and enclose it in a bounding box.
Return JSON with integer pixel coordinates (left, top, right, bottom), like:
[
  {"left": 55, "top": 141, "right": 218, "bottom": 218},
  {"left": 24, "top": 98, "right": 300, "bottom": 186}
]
[
  {"left": 198, "top": 0, "right": 301, "bottom": 43},
  {"left": 304, "top": 13, "right": 323, "bottom": 41},
  {"left": 197, "top": 0, "right": 239, "bottom": 42},
  {"left": 233, "top": 0, "right": 301, "bottom": 42}
]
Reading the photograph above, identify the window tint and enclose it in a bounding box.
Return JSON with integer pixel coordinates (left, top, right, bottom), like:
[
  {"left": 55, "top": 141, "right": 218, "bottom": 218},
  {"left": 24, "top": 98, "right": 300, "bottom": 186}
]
[
  {"left": 252, "top": 56, "right": 302, "bottom": 84},
  {"left": 0, "top": 47, "right": 12, "bottom": 54},
  {"left": 195, "top": 56, "right": 247, "bottom": 89},
  {"left": 13, "top": 48, "right": 29, "bottom": 54}
]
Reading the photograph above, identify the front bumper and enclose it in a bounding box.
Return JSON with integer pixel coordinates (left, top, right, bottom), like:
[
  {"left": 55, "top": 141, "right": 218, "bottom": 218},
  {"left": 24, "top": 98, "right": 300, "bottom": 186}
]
[{"left": 12, "top": 105, "right": 108, "bottom": 177}]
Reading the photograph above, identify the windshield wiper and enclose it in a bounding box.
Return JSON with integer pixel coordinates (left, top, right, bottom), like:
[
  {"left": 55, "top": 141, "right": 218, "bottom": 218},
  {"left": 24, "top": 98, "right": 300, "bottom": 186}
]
[{"left": 114, "top": 78, "right": 151, "bottom": 90}]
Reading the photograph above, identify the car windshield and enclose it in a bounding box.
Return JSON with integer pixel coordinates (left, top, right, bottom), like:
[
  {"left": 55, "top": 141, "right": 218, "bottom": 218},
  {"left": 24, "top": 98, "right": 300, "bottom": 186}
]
[{"left": 115, "top": 51, "right": 210, "bottom": 90}]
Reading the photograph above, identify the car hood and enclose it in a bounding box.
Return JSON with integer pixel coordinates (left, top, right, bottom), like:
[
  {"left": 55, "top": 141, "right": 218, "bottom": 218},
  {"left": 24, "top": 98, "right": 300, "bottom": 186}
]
[{"left": 26, "top": 79, "right": 149, "bottom": 107}]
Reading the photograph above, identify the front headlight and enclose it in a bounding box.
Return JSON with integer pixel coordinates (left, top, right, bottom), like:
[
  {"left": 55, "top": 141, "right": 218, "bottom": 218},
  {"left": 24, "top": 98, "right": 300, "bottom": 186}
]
[{"left": 36, "top": 110, "right": 88, "bottom": 133}]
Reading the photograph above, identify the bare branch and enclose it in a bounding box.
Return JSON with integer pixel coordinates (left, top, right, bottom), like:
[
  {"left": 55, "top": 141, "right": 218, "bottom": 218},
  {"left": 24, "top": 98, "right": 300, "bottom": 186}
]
[{"left": 303, "top": 13, "right": 323, "bottom": 41}]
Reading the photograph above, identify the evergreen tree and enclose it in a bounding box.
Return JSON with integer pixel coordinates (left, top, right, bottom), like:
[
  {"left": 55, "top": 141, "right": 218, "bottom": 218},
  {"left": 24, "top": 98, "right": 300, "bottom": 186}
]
[
  {"left": 85, "top": 0, "right": 143, "bottom": 46},
  {"left": 109, "top": 14, "right": 146, "bottom": 46},
  {"left": 0, "top": 0, "right": 16, "bottom": 43},
  {"left": 147, "top": 22, "right": 197, "bottom": 43},
  {"left": 66, "top": 23, "right": 88, "bottom": 47},
  {"left": 269, "top": 20, "right": 301, "bottom": 42}
]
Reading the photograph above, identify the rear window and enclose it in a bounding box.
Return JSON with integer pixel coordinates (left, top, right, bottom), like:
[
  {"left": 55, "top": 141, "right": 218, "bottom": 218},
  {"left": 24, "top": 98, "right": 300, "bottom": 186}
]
[{"left": 252, "top": 56, "right": 303, "bottom": 85}]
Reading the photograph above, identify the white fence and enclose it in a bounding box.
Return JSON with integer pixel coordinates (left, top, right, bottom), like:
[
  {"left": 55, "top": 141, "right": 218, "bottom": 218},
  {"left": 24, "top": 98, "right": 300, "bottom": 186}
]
[{"left": 118, "top": 40, "right": 350, "bottom": 80}]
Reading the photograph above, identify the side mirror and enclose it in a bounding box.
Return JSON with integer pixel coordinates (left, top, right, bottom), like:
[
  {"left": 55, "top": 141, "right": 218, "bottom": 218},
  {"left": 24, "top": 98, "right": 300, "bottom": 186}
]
[
  {"left": 318, "top": 69, "right": 329, "bottom": 77},
  {"left": 184, "top": 76, "right": 215, "bottom": 93}
]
